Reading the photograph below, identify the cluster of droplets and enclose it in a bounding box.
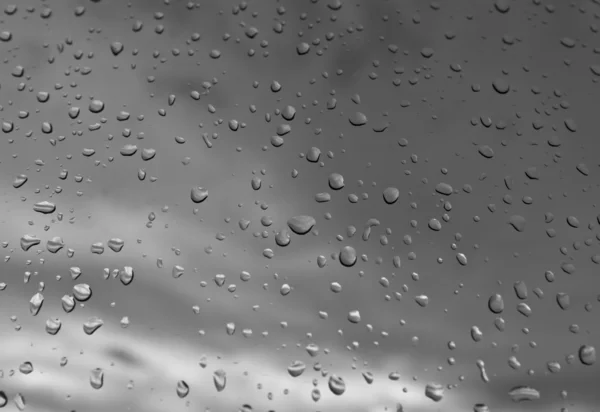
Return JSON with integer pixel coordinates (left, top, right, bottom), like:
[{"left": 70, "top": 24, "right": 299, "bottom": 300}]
[{"left": 0, "top": 0, "right": 598, "bottom": 410}]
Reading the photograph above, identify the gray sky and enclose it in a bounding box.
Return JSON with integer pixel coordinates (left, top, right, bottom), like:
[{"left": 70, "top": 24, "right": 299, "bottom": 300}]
[{"left": 0, "top": 0, "right": 599, "bottom": 411}]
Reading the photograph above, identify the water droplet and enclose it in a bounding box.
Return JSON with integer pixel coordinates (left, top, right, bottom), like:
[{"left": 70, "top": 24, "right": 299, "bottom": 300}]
[
  {"left": 13, "top": 393, "right": 25, "bottom": 411},
  {"left": 287, "top": 360, "right": 306, "bottom": 377},
  {"left": 328, "top": 173, "right": 345, "bottom": 190},
  {"left": 508, "top": 386, "right": 540, "bottom": 402},
  {"left": 110, "top": 41, "right": 124, "bottom": 56},
  {"left": 471, "top": 326, "right": 483, "bottom": 342},
  {"left": 61, "top": 295, "right": 75, "bottom": 313},
  {"left": 428, "top": 218, "right": 442, "bottom": 231},
  {"left": 508, "top": 215, "right": 526, "bottom": 232},
  {"left": 47, "top": 237, "right": 64, "bottom": 253},
  {"left": 488, "top": 294, "right": 504, "bottom": 313},
  {"left": 296, "top": 42, "right": 310, "bottom": 55},
  {"left": 514, "top": 281, "right": 528, "bottom": 299},
  {"left": 287, "top": 215, "right": 316, "bottom": 235},
  {"left": 328, "top": 375, "right": 346, "bottom": 395},
  {"left": 435, "top": 183, "right": 453, "bottom": 195},
  {"left": 473, "top": 403, "right": 490, "bottom": 412},
  {"left": 83, "top": 317, "right": 104, "bottom": 335},
  {"left": 29, "top": 293, "right": 44, "bottom": 316},
  {"left": 566, "top": 216, "right": 580, "bottom": 228},
  {"left": 556, "top": 293, "right": 570, "bottom": 310},
  {"left": 73, "top": 284, "right": 92, "bottom": 301},
  {"left": 579, "top": 345, "right": 596, "bottom": 365},
  {"left": 213, "top": 369, "right": 227, "bottom": 392},
  {"left": 13, "top": 174, "right": 28, "bottom": 188},
  {"left": 494, "top": 0, "right": 511, "bottom": 13},
  {"left": 425, "top": 382, "right": 444, "bottom": 402},
  {"left": 90, "top": 368, "right": 104, "bottom": 389},
  {"left": 383, "top": 187, "right": 399, "bottom": 204},
  {"left": 45, "top": 318, "right": 61, "bottom": 335},
  {"left": 492, "top": 78, "right": 510, "bottom": 94},
  {"left": 89, "top": 99, "right": 104, "bottom": 113},
  {"left": 478, "top": 145, "right": 495, "bottom": 158},
  {"left": 32, "top": 201, "right": 56, "bottom": 214},
  {"left": 191, "top": 187, "right": 208, "bottom": 203},
  {"left": 108, "top": 238, "right": 124, "bottom": 252},
  {"left": 339, "top": 246, "right": 357, "bottom": 267},
  {"left": 19, "top": 362, "right": 33, "bottom": 375},
  {"left": 348, "top": 310, "right": 361, "bottom": 323},
  {"left": 176, "top": 380, "right": 190, "bottom": 398},
  {"left": 349, "top": 112, "right": 367, "bottom": 126},
  {"left": 119, "top": 266, "right": 134, "bottom": 285},
  {"left": 120, "top": 144, "right": 138, "bottom": 156}
]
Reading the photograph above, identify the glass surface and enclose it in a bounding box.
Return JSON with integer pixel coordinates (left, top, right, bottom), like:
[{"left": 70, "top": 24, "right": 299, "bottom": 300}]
[{"left": 0, "top": 0, "right": 598, "bottom": 411}]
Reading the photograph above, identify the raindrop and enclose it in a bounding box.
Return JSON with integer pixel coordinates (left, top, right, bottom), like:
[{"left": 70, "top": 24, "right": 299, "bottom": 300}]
[
  {"left": 213, "top": 369, "right": 227, "bottom": 392},
  {"left": 176, "top": 380, "right": 190, "bottom": 398},
  {"left": 508, "top": 386, "right": 540, "bottom": 402},
  {"left": 383, "top": 187, "right": 399, "bottom": 204},
  {"left": 492, "top": 78, "right": 510, "bottom": 94},
  {"left": 579, "top": 345, "right": 596, "bottom": 366},
  {"left": 90, "top": 368, "right": 104, "bottom": 389},
  {"left": 191, "top": 187, "right": 208, "bottom": 203},
  {"left": 110, "top": 41, "right": 124, "bottom": 56},
  {"left": 339, "top": 246, "right": 357, "bottom": 267},
  {"left": 287, "top": 360, "right": 306, "bottom": 377},
  {"left": 89, "top": 99, "right": 104, "bottom": 113},
  {"left": 435, "top": 183, "right": 453, "bottom": 195},
  {"left": 349, "top": 112, "right": 368, "bottom": 126},
  {"left": 33, "top": 201, "right": 56, "bottom": 214},
  {"left": 508, "top": 215, "right": 526, "bottom": 232},
  {"left": 328, "top": 173, "right": 345, "bottom": 190},
  {"left": 29, "top": 293, "right": 44, "bottom": 316},
  {"left": 425, "top": 382, "right": 444, "bottom": 402},
  {"left": 45, "top": 318, "right": 61, "bottom": 335},
  {"left": 287, "top": 216, "right": 316, "bottom": 235},
  {"left": 83, "top": 317, "right": 104, "bottom": 335},
  {"left": 328, "top": 375, "right": 346, "bottom": 395},
  {"left": 488, "top": 294, "right": 504, "bottom": 313},
  {"left": 73, "top": 284, "right": 92, "bottom": 301}
]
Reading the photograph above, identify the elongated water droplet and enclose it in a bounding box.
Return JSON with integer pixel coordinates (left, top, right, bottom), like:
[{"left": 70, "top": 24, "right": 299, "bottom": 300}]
[
  {"left": 176, "top": 380, "right": 190, "bottom": 398},
  {"left": 29, "top": 293, "right": 44, "bottom": 316},
  {"left": 213, "top": 369, "right": 227, "bottom": 392},
  {"left": 90, "top": 368, "right": 104, "bottom": 389}
]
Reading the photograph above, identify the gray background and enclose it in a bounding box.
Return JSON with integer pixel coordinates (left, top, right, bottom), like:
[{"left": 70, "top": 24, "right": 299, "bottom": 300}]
[{"left": 0, "top": 0, "right": 598, "bottom": 411}]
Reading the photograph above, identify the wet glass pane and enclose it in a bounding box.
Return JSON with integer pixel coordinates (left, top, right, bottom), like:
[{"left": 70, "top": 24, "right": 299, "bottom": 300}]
[{"left": 0, "top": 0, "right": 598, "bottom": 411}]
